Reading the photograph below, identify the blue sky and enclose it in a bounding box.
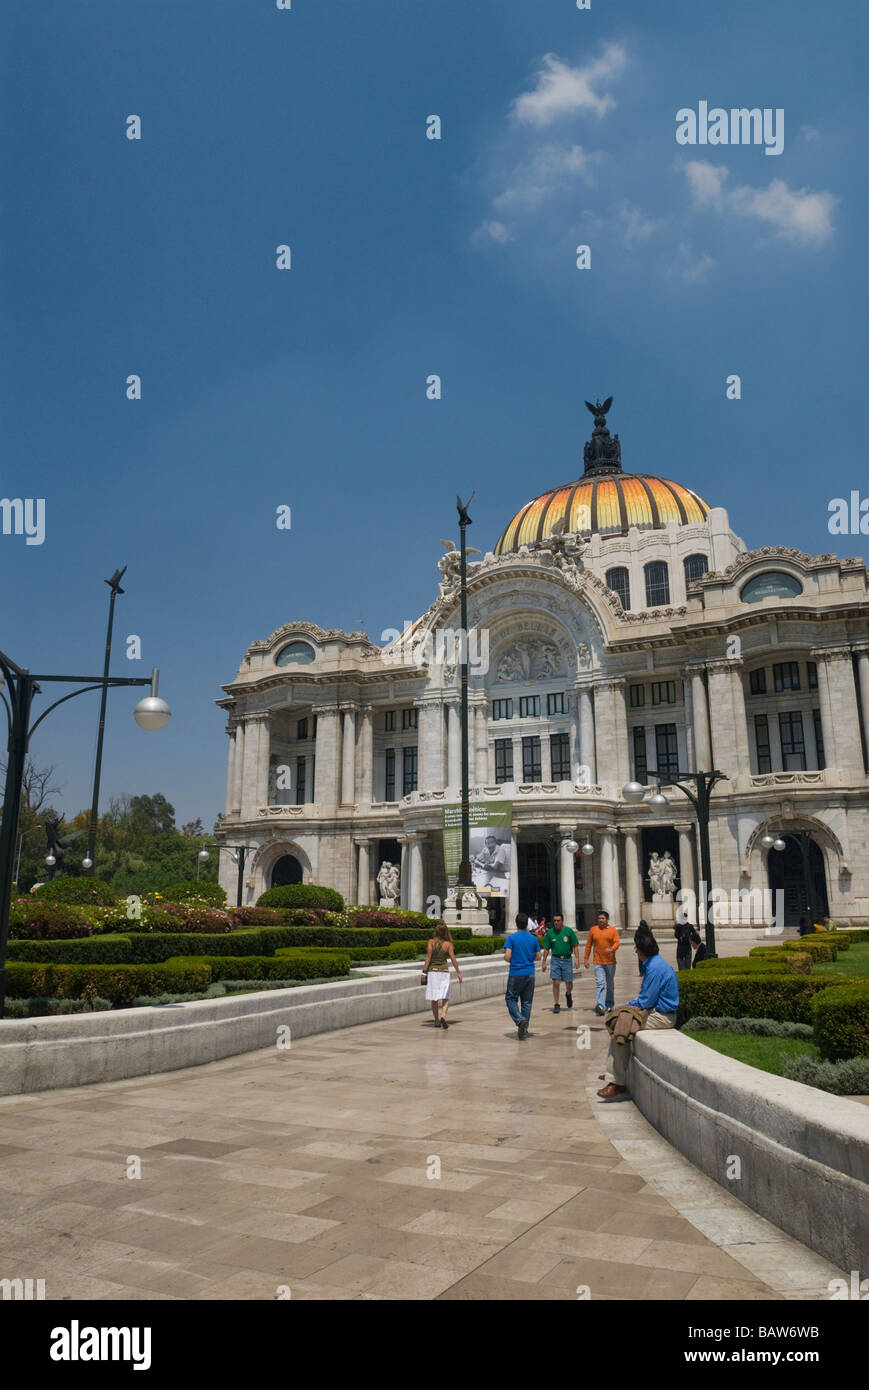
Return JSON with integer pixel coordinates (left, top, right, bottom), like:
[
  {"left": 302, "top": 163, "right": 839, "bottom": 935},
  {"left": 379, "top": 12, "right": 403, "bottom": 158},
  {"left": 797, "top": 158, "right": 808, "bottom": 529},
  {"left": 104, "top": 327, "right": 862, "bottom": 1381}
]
[{"left": 1, "top": 0, "right": 866, "bottom": 832}]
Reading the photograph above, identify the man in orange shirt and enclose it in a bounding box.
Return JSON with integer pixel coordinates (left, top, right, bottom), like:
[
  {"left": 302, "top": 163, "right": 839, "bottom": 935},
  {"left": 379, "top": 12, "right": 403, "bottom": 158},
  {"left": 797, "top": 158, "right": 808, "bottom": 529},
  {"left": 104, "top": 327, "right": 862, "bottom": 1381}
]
[{"left": 584, "top": 910, "right": 620, "bottom": 1016}]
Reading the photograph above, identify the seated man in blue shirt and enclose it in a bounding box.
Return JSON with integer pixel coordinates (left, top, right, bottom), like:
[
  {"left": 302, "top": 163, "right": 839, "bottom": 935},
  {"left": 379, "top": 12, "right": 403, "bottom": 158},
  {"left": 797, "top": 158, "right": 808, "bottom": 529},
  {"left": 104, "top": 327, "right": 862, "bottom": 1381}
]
[{"left": 597, "top": 925, "right": 679, "bottom": 1099}]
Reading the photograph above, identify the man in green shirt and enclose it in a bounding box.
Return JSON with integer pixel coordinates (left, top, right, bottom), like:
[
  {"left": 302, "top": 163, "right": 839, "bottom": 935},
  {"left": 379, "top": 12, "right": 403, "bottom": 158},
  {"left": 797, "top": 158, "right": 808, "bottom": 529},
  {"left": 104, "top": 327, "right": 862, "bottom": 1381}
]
[{"left": 540, "top": 912, "right": 581, "bottom": 1013}]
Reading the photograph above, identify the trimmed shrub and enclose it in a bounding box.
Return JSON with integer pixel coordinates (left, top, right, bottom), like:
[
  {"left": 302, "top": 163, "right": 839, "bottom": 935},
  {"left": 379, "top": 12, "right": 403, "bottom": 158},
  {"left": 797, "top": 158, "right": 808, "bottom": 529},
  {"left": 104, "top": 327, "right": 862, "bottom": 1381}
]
[
  {"left": 454, "top": 937, "right": 496, "bottom": 956},
  {"left": 5, "top": 960, "right": 211, "bottom": 1004},
  {"left": 682, "top": 1015, "right": 814, "bottom": 1038},
  {"left": 677, "top": 973, "right": 856, "bottom": 1027},
  {"left": 231, "top": 907, "right": 284, "bottom": 927},
  {"left": 811, "top": 983, "right": 869, "bottom": 1060},
  {"left": 36, "top": 876, "right": 118, "bottom": 906},
  {"left": 164, "top": 881, "right": 227, "bottom": 906},
  {"left": 8, "top": 900, "right": 93, "bottom": 941},
  {"left": 693, "top": 957, "right": 793, "bottom": 975},
  {"left": 6, "top": 934, "right": 134, "bottom": 965},
  {"left": 278, "top": 908, "right": 334, "bottom": 926},
  {"left": 168, "top": 952, "right": 350, "bottom": 982},
  {"left": 256, "top": 884, "right": 344, "bottom": 911},
  {"left": 4, "top": 996, "right": 113, "bottom": 1017},
  {"left": 175, "top": 907, "right": 233, "bottom": 934},
  {"left": 748, "top": 946, "right": 813, "bottom": 975},
  {"left": 347, "top": 908, "right": 441, "bottom": 930},
  {"left": 782, "top": 1054, "right": 869, "bottom": 1095},
  {"left": 783, "top": 939, "right": 838, "bottom": 963}
]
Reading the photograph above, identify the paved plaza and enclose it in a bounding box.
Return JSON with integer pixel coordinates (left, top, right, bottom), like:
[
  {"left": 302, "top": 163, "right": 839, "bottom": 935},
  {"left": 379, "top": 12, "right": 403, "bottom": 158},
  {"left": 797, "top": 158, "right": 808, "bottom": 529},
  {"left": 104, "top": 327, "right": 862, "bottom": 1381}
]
[{"left": 0, "top": 945, "right": 845, "bottom": 1302}]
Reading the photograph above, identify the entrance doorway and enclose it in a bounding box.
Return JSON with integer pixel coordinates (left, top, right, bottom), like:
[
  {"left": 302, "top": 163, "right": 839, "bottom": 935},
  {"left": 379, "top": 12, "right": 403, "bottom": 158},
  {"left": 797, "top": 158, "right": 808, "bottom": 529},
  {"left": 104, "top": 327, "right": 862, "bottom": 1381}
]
[
  {"left": 640, "top": 826, "right": 681, "bottom": 901},
  {"left": 767, "top": 835, "right": 829, "bottom": 926},
  {"left": 517, "top": 841, "right": 556, "bottom": 923},
  {"left": 271, "top": 854, "right": 303, "bottom": 887}
]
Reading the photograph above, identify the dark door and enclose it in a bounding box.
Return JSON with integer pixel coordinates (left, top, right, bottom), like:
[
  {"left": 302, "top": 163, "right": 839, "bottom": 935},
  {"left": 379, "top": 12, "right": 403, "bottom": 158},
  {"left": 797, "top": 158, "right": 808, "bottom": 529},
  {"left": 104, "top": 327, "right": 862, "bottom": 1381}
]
[
  {"left": 271, "top": 854, "right": 303, "bottom": 887},
  {"left": 767, "top": 835, "right": 829, "bottom": 926}
]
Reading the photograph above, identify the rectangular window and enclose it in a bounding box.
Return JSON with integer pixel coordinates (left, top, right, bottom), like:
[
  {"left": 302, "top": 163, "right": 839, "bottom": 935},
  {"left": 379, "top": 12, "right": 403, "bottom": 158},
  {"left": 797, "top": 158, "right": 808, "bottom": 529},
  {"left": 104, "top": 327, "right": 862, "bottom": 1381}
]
[
  {"left": 550, "top": 732, "right": 570, "bottom": 780},
  {"left": 651, "top": 681, "right": 676, "bottom": 705},
  {"left": 296, "top": 717, "right": 308, "bottom": 740},
  {"left": 295, "top": 755, "right": 306, "bottom": 806},
  {"left": 494, "top": 738, "right": 514, "bottom": 783},
  {"left": 629, "top": 684, "right": 645, "bottom": 708},
  {"left": 519, "top": 695, "right": 540, "bottom": 718},
  {"left": 547, "top": 692, "right": 567, "bottom": 716},
  {"left": 807, "top": 661, "right": 818, "bottom": 690},
  {"left": 492, "top": 698, "right": 513, "bottom": 721},
  {"left": 773, "top": 661, "right": 800, "bottom": 693},
  {"left": 402, "top": 707, "right": 418, "bottom": 730},
  {"left": 384, "top": 710, "right": 395, "bottom": 732},
  {"left": 754, "top": 714, "right": 771, "bottom": 774},
  {"left": 779, "top": 711, "right": 806, "bottom": 771},
  {"left": 384, "top": 748, "right": 395, "bottom": 801},
  {"left": 654, "top": 723, "right": 679, "bottom": 781},
  {"left": 632, "top": 727, "right": 648, "bottom": 784},
  {"left": 812, "top": 708, "right": 825, "bottom": 770},
  {"left": 402, "top": 745, "right": 418, "bottom": 795},
  {"left": 749, "top": 668, "right": 767, "bottom": 695},
  {"left": 522, "top": 735, "right": 542, "bottom": 783}
]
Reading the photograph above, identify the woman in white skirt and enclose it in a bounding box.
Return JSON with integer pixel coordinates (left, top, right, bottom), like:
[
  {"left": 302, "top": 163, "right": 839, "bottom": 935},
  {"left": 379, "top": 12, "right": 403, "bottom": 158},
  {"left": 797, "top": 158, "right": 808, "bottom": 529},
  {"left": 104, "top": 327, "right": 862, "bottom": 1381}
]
[{"left": 422, "top": 924, "right": 463, "bottom": 1029}]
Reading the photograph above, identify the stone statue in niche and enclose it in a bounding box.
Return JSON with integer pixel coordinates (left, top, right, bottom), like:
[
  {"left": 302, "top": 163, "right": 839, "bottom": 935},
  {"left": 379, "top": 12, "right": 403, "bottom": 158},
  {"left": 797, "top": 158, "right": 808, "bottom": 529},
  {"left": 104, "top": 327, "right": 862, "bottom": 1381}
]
[
  {"left": 577, "top": 642, "right": 591, "bottom": 668},
  {"left": 377, "top": 860, "right": 400, "bottom": 906},
  {"left": 649, "top": 850, "right": 677, "bottom": 899}
]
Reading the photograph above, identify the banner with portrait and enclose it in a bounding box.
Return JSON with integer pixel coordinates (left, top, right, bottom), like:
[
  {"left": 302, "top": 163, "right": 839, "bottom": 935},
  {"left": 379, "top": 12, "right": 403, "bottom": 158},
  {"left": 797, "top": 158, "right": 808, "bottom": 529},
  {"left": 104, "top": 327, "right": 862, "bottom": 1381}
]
[{"left": 442, "top": 801, "right": 512, "bottom": 895}]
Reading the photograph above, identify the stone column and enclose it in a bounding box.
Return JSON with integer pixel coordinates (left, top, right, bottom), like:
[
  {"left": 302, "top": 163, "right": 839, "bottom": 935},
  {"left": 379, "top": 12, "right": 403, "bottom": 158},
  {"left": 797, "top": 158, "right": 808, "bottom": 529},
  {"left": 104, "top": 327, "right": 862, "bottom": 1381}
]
[
  {"left": 540, "top": 733, "right": 552, "bottom": 784},
  {"left": 623, "top": 826, "right": 642, "bottom": 927},
  {"left": 599, "top": 827, "right": 620, "bottom": 925},
  {"left": 688, "top": 664, "right": 712, "bottom": 770},
  {"left": 418, "top": 699, "right": 444, "bottom": 792},
  {"left": 855, "top": 644, "right": 869, "bottom": 770},
  {"left": 507, "top": 827, "right": 519, "bottom": 921},
  {"left": 568, "top": 693, "right": 581, "bottom": 781},
  {"left": 340, "top": 704, "right": 357, "bottom": 805},
  {"left": 398, "top": 837, "right": 408, "bottom": 909},
  {"left": 255, "top": 715, "right": 271, "bottom": 811},
  {"left": 356, "top": 705, "right": 374, "bottom": 803},
  {"left": 240, "top": 712, "right": 270, "bottom": 818},
  {"left": 558, "top": 828, "right": 577, "bottom": 929},
  {"left": 474, "top": 702, "right": 489, "bottom": 784},
  {"left": 813, "top": 646, "right": 864, "bottom": 776},
  {"left": 407, "top": 833, "right": 424, "bottom": 913},
  {"left": 677, "top": 823, "right": 696, "bottom": 917},
  {"left": 447, "top": 702, "right": 461, "bottom": 790},
  {"left": 593, "top": 679, "right": 628, "bottom": 796},
  {"left": 578, "top": 685, "right": 596, "bottom": 784},
  {"left": 356, "top": 839, "right": 371, "bottom": 906},
  {"left": 705, "top": 659, "right": 750, "bottom": 775},
  {"left": 313, "top": 704, "right": 342, "bottom": 809},
  {"left": 231, "top": 719, "right": 244, "bottom": 813}
]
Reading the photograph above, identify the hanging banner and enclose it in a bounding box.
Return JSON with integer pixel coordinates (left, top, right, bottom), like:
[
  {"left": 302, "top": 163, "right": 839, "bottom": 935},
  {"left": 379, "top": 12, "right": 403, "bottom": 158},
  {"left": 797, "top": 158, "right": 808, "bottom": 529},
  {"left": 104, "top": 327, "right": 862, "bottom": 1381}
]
[{"left": 443, "top": 801, "right": 512, "bottom": 894}]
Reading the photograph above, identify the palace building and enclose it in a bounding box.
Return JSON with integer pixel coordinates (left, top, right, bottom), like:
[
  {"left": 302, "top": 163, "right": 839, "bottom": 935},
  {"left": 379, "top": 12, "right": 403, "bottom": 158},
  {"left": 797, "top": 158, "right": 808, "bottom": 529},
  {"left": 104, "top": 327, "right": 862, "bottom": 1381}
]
[{"left": 216, "top": 401, "right": 869, "bottom": 931}]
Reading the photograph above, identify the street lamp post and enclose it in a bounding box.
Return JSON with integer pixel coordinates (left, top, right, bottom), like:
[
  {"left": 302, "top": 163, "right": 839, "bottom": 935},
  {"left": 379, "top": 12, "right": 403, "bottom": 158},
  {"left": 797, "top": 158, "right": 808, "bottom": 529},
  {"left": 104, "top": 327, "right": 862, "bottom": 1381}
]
[
  {"left": 456, "top": 494, "right": 473, "bottom": 895},
  {"left": 0, "top": 654, "right": 170, "bottom": 1018},
  {"left": 85, "top": 568, "right": 127, "bottom": 874},
  {"left": 623, "top": 768, "right": 726, "bottom": 958},
  {"left": 197, "top": 842, "right": 250, "bottom": 907}
]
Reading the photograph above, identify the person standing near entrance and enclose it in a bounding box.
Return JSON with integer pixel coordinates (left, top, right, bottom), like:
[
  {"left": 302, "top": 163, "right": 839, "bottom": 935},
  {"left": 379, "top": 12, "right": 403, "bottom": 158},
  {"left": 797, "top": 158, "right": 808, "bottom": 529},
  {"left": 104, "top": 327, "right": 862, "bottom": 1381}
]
[
  {"left": 674, "top": 912, "right": 693, "bottom": 971},
  {"left": 541, "top": 912, "right": 580, "bottom": 1013},
  {"left": 584, "top": 910, "right": 620, "bottom": 1016},
  {"left": 504, "top": 912, "right": 540, "bottom": 1040},
  {"left": 422, "top": 924, "right": 463, "bottom": 1030}
]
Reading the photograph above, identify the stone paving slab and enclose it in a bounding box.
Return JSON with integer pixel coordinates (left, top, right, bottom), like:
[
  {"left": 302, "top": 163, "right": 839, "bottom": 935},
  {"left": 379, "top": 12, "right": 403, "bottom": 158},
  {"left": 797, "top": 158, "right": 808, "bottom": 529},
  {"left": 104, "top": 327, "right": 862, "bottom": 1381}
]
[{"left": 0, "top": 954, "right": 845, "bottom": 1301}]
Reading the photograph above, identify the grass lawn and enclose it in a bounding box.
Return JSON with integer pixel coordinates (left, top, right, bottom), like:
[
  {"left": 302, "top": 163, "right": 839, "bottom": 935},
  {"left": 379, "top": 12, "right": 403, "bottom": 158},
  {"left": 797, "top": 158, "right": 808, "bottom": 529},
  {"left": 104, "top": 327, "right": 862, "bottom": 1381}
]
[
  {"left": 813, "top": 941, "right": 869, "bottom": 977},
  {"left": 683, "top": 1030, "right": 820, "bottom": 1076}
]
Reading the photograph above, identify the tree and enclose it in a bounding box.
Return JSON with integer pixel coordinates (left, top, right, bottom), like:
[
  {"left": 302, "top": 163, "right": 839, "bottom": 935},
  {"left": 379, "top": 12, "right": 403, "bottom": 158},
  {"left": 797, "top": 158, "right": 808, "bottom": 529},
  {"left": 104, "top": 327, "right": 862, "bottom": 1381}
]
[{"left": 0, "top": 759, "right": 65, "bottom": 892}]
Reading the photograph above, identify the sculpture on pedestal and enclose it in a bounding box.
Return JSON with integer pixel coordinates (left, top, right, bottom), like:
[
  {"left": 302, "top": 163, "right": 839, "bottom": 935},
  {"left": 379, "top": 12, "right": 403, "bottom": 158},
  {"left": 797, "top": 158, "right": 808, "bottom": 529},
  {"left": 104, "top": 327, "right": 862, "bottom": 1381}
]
[
  {"left": 377, "top": 860, "right": 400, "bottom": 906},
  {"left": 649, "top": 850, "right": 677, "bottom": 899}
]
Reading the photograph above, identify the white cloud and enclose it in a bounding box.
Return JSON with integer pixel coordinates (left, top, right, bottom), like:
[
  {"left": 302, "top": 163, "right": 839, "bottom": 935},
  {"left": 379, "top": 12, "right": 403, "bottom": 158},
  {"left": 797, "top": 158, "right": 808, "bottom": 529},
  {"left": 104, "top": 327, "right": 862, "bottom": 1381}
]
[
  {"left": 616, "top": 202, "right": 662, "bottom": 248},
  {"left": 511, "top": 44, "right": 627, "bottom": 126},
  {"left": 473, "top": 219, "right": 512, "bottom": 246},
  {"left": 801, "top": 125, "right": 819, "bottom": 142},
  {"left": 674, "top": 242, "right": 716, "bottom": 283},
  {"left": 492, "top": 144, "right": 599, "bottom": 211},
  {"left": 681, "top": 160, "right": 837, "bottom": 245}
]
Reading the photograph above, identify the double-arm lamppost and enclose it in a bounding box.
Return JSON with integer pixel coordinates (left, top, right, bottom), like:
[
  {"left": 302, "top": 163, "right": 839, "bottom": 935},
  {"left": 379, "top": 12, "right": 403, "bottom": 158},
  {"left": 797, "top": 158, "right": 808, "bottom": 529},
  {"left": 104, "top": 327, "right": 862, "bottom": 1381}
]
[
  {"left": 0, "top": 644, "right": 170, "bottom": 1017},
  {"left": 195, "top": 842, "right": 251, "bottom": 907},
  {"left": 623, "top": 768, "right": 727, "bottom": 958}
]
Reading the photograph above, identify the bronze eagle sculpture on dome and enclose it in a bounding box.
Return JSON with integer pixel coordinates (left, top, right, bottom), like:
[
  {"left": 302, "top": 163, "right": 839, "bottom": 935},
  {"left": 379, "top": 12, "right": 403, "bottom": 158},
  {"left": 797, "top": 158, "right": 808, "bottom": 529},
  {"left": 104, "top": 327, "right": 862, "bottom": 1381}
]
[{"left": 585, "top": 396, "right": 613, "bottom": 426}]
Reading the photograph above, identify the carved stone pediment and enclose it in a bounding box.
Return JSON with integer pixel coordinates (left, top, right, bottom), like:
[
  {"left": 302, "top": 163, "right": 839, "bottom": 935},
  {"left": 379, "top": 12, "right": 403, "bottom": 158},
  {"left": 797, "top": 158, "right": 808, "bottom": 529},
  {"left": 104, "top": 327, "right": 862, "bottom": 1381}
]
[{"left": 496, "top": 639, "right": 564, "bottom": 682}]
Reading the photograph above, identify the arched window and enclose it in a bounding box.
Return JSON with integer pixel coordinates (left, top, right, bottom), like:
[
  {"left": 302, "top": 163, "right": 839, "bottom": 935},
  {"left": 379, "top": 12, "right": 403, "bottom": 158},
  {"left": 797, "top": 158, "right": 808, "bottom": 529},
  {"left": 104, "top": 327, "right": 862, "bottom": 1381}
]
[
  {"left": 275, "top": 640, "right": 316, "bottom": 666},
  {"left": 683, "top": 553, "right": 709, "bottom": 587},
  {"left": 605, "top": 567, "right": 631, "bottom": 610},
  {"left": 271, "top": 854, "right": 303, "bottom": 887},
  {"left": 644, "top": 561, "right": 670, "bottom": 607}
]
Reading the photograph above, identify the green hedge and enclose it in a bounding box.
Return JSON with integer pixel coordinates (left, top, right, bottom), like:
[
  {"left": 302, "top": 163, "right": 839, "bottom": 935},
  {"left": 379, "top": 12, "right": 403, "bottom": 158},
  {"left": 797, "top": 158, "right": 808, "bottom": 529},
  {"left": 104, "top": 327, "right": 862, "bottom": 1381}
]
[
  {"left": 676, "top": 973, "right": 856, "bottom": 1027},
  {"left": 256, "top": 884, "right": 344, "bottom": 911},
  {"left": 783, "top": 939, "right": 838, "bottom": 963},
  {"left": 163, "top": 881, "right": 227, "bottom": 905},
  {"left": 6, "top": 960, "right": 211, "bottom": 1004},
  {"left": 36, "top": 876, "right": 118, "bottom": 905},
  {"left": 693, "top": 957, "right": 793, "bottom": 975},
  {"left": 811, "top": 983, "right": 869, "bottom": 1060},
  {"left": 167, "top": 952, "right": 350, "bottom": 982}
]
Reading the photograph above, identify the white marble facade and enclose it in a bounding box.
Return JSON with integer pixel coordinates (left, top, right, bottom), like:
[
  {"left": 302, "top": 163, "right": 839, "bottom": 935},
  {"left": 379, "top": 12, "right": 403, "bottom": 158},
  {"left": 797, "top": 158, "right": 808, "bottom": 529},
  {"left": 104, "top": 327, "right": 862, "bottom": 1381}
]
[{"left": 217, "top": 500, "right": 869, "bottom": 931}]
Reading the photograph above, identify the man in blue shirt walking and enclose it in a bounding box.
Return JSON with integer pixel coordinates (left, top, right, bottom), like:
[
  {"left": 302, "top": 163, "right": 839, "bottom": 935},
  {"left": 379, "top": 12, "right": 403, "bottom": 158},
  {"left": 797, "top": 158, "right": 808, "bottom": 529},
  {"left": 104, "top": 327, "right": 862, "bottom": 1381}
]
[
  {"left": 504, "top": 912, "right": 540, "bottom": 1040},
  {"left": 597, "top": 925, "right": 679, "bottom": 1099}
]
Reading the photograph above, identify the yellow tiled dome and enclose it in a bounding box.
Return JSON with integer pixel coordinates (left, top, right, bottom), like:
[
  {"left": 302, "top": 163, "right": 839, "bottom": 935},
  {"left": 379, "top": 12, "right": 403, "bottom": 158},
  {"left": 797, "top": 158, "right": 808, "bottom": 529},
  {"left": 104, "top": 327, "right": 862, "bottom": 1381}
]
[{"left": 495, "top": 473, "right": 711, "bottom": 554}]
